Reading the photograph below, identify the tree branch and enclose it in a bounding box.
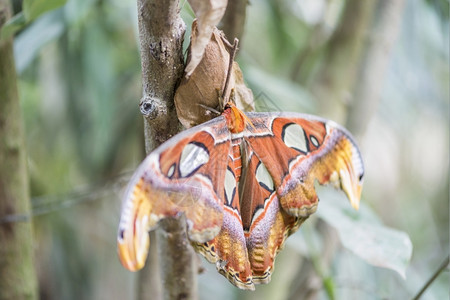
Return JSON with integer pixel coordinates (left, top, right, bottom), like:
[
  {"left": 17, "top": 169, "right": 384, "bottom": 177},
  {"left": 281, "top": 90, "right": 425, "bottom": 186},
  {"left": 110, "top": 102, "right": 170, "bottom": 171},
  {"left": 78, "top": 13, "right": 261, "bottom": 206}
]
[
  {"left": 309, "top": 0, "right": 377, "bottom": 122},
  {"left": 136, "top": 1, "right": 197, "bottom": 300},
  {"left": 345, "top": 0, "right": 406, "bottom": 137},
  {"left": 0, "top": 1, "right": 38, "bottom": 299},
  {"left": 412, "top": 255, "right": 449, "bottom": 300},
  {"left": 137, "top": 0, "right": 185, "bottom": 149},
  {"left": 219, "top": 0, "right": 248, "bottom": 42}
]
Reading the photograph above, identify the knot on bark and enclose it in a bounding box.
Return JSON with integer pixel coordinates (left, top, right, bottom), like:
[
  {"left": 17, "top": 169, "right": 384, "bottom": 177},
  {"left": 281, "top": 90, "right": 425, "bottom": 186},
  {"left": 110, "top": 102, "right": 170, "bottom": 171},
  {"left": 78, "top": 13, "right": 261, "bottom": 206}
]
[{"left": 139, "top": 96, "right": 159, "bottom": 119}]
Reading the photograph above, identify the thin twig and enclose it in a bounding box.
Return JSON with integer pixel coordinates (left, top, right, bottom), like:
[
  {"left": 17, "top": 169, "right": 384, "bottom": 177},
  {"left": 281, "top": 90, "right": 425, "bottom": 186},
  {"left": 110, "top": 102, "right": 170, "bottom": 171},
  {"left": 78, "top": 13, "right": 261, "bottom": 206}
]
[
  {"left": 198, "top": 104, "right": 221, "bottom": 115},
  {"left": 219, "top": 0, "right": 248, "bottom": 43},
  {"left": 221, "top": 38, "right": 239, "bottom": 106},
  {"left": 220, "top": 34, "right": 234, "bottom": 49},
  {"left": 412, "top": 255, "right": 449, "bottom": 300},
  {"left": 0, "top": 171, "right": 132, "bottom": 224}
]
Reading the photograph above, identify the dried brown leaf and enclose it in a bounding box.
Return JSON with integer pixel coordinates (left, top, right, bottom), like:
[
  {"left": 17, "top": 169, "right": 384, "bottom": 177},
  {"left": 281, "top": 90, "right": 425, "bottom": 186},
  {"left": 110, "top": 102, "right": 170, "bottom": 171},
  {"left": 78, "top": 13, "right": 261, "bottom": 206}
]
[
  {"left": 185, "top": 0, "right": 228, "bottom": 76},
  {"left": 174, "top": 22, "right": 254, "bottom": 128}
]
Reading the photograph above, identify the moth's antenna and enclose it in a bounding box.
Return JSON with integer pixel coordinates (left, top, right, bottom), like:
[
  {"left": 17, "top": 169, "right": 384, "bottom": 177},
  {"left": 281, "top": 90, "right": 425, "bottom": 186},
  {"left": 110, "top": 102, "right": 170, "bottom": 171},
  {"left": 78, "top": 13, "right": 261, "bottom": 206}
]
[
  {"left": 198, "top": 104, "right": 221, "bottom": 115},
  {"left": 254, "top": 91, "right": 283, "bottom": 112},
  {"left": 221, "top": 38, "right": 239, "bottom": 108}
]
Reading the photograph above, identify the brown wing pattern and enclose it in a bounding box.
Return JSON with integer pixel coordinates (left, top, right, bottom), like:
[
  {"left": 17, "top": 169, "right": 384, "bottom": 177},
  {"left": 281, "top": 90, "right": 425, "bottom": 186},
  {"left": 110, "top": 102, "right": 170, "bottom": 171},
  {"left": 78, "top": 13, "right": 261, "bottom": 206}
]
[
  {"left": 245, "top": 113, "right": 364, "bottom": 217},
  {"left": 194, "top": 142, "right": 308, "bottom": 290},
  {"left": 118, "top": 111, "right": 364, "bottom": 290},
  {"left": 117, "top": 116, "right": 231, "bottom": 271},
  {"left": 239, "top": 147, "right": 307, "bottom": 286},
  {"left": 193, "top": 143, "right": 253, "bottom": 289}
]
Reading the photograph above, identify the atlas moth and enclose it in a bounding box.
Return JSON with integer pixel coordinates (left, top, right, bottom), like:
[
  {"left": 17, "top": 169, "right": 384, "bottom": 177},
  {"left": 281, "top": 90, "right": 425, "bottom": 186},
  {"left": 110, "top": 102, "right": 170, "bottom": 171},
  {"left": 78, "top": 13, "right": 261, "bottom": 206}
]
[{"left": 117, "top": 98, "right": 364, "bottom": 290}]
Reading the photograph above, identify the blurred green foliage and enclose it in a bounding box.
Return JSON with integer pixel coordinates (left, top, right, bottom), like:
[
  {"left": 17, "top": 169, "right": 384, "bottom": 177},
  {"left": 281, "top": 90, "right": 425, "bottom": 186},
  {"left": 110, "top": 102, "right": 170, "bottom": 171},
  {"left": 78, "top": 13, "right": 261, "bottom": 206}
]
[
  {"left": 1, "top": 0, "right": 67, "bottom": 38},
  {"left": 6, "top": 0, "right": 449, "bottom": 299}
]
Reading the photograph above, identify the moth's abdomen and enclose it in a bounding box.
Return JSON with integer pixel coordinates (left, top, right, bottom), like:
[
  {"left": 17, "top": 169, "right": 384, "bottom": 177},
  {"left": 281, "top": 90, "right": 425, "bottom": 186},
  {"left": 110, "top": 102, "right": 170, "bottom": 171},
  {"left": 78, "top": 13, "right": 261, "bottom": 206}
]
[{"left": 231, "top": 137, "right": 243, "bottom": 182}]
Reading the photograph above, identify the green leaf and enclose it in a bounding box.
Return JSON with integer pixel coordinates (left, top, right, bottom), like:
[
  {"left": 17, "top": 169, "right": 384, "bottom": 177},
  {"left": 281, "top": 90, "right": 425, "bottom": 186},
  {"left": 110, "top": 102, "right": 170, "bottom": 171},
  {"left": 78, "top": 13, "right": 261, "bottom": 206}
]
[
  {"left": 23, "top": 0, "right": 67, "bottom": 21},
  {"left": 323, "top": 276, "right": 336, "bottom": 300},
  {"left": 1, "top": 0, "right": 67, "bottom": 40},
  {"left": 316, "top": 185, "right": 413, "bottom": 279},
  {"left": 1, "top": 13, "right": 26, "bottom": 40},
  {"left": 14, "top": 9, "right": 65, "bottom": 73}
]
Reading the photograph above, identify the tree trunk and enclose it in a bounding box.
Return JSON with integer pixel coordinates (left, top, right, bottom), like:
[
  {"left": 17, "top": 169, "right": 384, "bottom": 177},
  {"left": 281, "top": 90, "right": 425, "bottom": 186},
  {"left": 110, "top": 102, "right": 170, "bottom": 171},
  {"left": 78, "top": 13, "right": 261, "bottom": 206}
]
[
  {"left": 0, "top": 1, "right": 38, "bottom": 299},
  {"left": 345, "top": 0, "right": 406, "bottom": 137},
  {"left": 135, "top": 1, "right": 197, "bottom": 300},
  {"left": 219, "top": 0, "right": 248, "bottom": 42},
  {"left": 309, "top": 0, "right": 377, "bottom": 123},
  {"left": 293, "top": 1, "right": 406, "bottom": 299}
]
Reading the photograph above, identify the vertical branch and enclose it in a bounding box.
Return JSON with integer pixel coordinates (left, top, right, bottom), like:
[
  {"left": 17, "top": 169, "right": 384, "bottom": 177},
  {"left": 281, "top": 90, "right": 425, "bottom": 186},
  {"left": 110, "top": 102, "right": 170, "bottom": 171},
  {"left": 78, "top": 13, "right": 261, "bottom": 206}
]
[
  {"left": 289, "top": 1, "right": 405, "bottom": 298},
  {"left": 219, "top": 0, "right": 248, "bottom": 41},
  {"left": 137, "top": 232, "right": 162, "bottom": 300},
  {"left": 137, "top": 0, "right": 185, "bottom": 149},
  {"left": 309, "top": 0, "right": 377, "bottom": 122},
  {"left": 0, "top": 1, "right": 38, "bottom": 299},
  {"left": 136, "top": 1, "right": 198, "bottom": 300},
  {"left": 346, "top": 0, "right": 406, "bottom": 137}
]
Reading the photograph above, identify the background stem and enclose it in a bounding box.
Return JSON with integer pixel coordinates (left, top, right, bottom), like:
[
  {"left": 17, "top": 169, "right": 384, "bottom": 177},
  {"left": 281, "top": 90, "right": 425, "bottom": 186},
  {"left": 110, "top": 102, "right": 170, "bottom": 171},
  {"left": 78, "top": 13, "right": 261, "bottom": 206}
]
[{"left": 0, "top": 1, "right": 38, "bottom": 299}]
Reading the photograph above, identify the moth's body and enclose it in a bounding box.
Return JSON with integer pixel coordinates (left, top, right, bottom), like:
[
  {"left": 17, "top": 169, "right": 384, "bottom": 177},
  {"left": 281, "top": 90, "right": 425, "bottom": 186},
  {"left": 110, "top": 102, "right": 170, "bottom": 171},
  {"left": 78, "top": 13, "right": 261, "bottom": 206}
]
[
  {"left": 230, "top": 136, "right": 244, "bottom": 182},
  {"left": 118, "top": 102, "right": 364, "bottom": 290}
]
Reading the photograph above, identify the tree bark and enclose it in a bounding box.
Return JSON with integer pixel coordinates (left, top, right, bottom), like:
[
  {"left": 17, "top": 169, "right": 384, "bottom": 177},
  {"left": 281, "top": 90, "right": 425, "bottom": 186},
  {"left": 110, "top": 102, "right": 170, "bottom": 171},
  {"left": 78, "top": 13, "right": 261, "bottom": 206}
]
[
  {"left": 137, "top": 0, "right": 185, "bottom": 150},
  {"left": 135, "top": 1, "right": 197, "bottom": 300},
  {"left": 0, "top": 1, "right": 38, "bottom": 299}
]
